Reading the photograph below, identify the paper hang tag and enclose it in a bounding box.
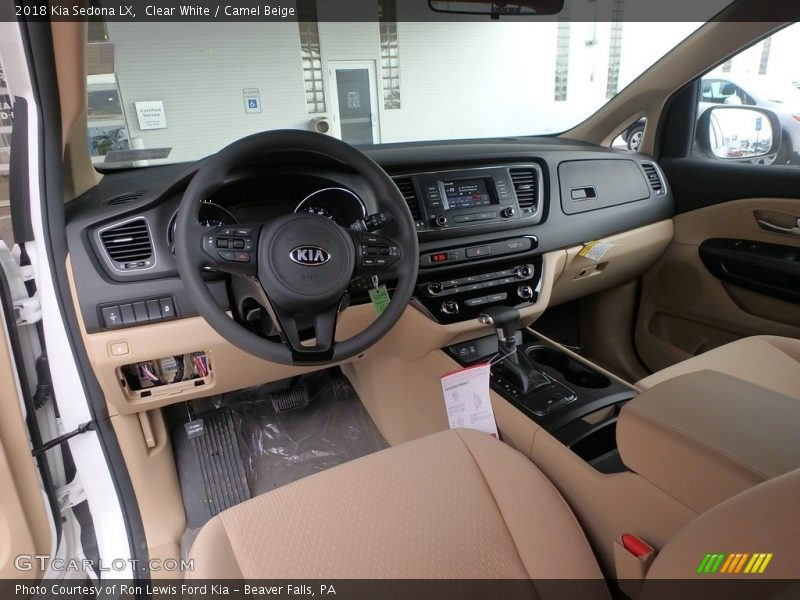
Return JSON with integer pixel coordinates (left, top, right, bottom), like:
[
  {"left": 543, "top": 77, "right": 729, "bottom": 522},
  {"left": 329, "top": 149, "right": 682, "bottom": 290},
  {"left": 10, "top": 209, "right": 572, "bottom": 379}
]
[
  {"left": 185, "top": 419, "right": 205, "bottom": 440},
  {"left": 368, "top": 284, "right": 391, "bottom": 316},
  {"left": 440, "top": 363, "right": 498, "bottom": 438}
]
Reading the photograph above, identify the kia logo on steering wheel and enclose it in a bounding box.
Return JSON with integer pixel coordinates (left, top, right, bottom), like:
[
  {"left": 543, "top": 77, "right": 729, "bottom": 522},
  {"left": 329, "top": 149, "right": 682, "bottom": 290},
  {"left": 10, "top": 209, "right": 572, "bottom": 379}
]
[{"left": 289, "top": 245, "right": 331, "bottom": 266}]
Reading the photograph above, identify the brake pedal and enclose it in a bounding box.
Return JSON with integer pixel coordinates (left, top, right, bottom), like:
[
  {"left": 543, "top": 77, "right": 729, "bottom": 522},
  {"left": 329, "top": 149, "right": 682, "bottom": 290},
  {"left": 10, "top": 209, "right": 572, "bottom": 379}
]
[{"left": 270, "top": 385, "right": 311, "bottom": 413}]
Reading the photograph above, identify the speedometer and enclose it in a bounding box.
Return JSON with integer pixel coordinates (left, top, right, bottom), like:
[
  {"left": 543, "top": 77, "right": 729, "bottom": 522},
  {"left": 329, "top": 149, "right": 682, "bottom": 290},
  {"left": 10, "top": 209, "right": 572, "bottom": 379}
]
[{"left": 293, "top": 187, "right": 366, "bottom": 226}]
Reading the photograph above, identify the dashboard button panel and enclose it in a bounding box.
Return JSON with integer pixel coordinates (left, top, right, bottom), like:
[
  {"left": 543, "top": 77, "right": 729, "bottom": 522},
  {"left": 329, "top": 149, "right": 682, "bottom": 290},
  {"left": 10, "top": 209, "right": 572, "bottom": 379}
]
[
  {"left": 99, "top": 296, "right": 178, "bottom": 330},
  {"left": 421, "top": 236, "right": 536, "bottom": 267}
]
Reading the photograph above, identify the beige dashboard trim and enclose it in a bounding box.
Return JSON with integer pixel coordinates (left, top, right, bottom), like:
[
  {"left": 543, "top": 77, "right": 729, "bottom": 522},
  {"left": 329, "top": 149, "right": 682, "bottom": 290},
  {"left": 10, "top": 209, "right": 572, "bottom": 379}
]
[
  {"left": 67, "top": 251, "right": 566, "bottom": 415},
  {"left": 549, "top": 220, "right": 673, "bottom": 307}
]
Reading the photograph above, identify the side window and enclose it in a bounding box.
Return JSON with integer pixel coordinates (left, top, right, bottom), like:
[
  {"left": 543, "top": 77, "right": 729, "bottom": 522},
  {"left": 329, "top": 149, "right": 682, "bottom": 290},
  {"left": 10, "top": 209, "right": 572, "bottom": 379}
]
[
  {"left": 694, "top": 23, "right": 800, "bottom": 166},
  {"left": 0, "top": 60, "right": 12, "bottom": 246}
]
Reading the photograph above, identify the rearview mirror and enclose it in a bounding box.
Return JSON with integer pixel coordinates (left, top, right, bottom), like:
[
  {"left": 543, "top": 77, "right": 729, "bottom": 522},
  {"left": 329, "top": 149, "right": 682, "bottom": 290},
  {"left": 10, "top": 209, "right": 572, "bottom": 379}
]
[
  {"left": 697, "top": 106, "right": 782, "bottom": 163},
  {"left": 429, "top": 0, "right": 564, "bottom": 17}
]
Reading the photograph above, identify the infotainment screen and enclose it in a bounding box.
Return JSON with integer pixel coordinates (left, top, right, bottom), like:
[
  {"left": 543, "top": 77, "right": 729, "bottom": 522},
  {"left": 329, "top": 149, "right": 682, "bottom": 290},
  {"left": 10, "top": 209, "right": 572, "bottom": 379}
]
[{"left": 441, "top": 178, "right": 496, "bottom": 210}]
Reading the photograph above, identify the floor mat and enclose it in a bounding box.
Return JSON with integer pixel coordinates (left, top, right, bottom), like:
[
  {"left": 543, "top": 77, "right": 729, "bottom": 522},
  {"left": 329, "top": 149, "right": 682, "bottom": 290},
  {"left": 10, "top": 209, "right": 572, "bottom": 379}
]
[
  {"left": 226, "top": 370, "right": 388, "bottom": 496},
  {"left": 173, "top": 369, "right": 387, "bottom": 552}
]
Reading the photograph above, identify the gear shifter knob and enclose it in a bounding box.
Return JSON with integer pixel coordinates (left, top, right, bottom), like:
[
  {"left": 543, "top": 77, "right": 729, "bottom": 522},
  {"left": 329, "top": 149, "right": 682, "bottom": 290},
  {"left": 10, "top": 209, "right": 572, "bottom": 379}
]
[
  {"left": 479, "top": 306, "right": 547, "bottom": 395},
  {"left": 479, "top": 306, "right": 521, "bottom": 343}
]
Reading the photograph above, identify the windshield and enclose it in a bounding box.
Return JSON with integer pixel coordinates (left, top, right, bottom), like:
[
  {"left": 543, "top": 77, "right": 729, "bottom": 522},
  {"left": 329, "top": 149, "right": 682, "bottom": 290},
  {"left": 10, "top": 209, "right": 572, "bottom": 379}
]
[{"left": 85, "top": 19, "right": 705, "bottom": 168}]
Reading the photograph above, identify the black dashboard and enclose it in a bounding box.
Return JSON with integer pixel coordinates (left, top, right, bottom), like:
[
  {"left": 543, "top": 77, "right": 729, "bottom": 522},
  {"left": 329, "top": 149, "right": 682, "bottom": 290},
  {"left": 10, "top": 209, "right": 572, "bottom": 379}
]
[{"left": 66, "top": 137, "right": 673, "bottom": 333}]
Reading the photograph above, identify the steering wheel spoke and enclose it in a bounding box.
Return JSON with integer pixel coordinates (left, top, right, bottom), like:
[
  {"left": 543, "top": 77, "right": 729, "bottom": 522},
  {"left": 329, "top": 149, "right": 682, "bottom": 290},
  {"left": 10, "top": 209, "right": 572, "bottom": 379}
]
[
  {"left": 199, "top": 224, "right": 262, "bottom": 277},
  {"left": 271, "top": 303, "right": 341, "bottom": 364},
  {"left": 351, "top": 231, "right": 403, "bottom": 277}
]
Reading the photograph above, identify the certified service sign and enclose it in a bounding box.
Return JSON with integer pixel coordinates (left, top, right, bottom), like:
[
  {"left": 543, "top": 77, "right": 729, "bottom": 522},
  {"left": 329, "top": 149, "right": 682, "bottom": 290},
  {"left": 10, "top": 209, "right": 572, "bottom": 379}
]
[{"left": 135, "top": 101, "right": 167, "bottom": 130}]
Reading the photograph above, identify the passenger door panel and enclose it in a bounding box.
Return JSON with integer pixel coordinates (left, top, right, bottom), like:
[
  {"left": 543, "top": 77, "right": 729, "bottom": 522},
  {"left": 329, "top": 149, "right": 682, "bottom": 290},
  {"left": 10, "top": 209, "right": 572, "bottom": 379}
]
[{"left": 636, "top": 194, "right": 800, "bottom": 373}]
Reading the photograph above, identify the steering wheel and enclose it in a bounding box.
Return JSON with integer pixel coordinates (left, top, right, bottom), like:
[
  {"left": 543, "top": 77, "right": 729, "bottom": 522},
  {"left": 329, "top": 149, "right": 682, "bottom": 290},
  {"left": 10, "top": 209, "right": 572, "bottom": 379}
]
[{"left": 174, "top": 130, "right": 419, "bottom": 366}]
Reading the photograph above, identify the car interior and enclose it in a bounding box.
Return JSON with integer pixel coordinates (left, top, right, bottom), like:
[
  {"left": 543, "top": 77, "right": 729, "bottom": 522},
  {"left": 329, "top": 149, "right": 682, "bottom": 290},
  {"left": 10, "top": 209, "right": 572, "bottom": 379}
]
[{"left": 2, "top": 0, "right": 800, "bottom": 596}]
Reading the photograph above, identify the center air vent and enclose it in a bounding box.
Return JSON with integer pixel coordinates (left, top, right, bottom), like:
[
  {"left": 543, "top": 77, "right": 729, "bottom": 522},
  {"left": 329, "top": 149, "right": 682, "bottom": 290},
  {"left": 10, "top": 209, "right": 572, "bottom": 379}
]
[
  {"left": 393, "top": 177, "right": 423, "bottom": 224},
  {"left": 641, "top": 163, "right": 665, "bottom": 194},
  {"left": 510, "top": 168, "right": 538, "bottom": 212},
  {"left": 99, "top": 218, "right": 154, "bottom": 270}
]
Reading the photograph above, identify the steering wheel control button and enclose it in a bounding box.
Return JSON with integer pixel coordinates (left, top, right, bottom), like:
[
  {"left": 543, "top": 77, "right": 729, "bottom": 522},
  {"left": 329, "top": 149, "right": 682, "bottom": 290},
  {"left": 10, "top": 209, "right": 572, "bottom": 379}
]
[
  {"left": 218, "top": 250, "right": 236, "bottom": 261},
  {"left": 356, "top": 232, "right": 401, "bottom": 271},
  {"left": 235, "top": 252, "right": 251, "bottom": 262}
]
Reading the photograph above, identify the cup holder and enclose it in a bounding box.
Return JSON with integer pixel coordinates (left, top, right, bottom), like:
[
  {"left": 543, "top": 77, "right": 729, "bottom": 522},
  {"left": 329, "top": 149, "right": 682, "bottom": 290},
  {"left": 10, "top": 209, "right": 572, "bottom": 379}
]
[{"left": 527, "top": 346, "right": 611, "bottom": 389}]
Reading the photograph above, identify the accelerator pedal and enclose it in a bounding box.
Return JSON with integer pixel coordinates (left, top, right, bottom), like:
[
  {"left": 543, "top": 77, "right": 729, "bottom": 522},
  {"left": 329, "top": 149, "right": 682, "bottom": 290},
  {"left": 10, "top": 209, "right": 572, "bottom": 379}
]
[
  {"left": 188, "top": 409, "right": 250, "bottom": 517},
  {"left": 269, "top": 384, "right": 311, "bottom": 414}
]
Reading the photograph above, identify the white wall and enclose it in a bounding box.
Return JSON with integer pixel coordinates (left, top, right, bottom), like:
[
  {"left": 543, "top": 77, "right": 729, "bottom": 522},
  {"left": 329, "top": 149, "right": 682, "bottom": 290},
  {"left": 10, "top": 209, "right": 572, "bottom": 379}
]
[
  {"left": 105, "top": 18, "right": 701, "bottom": 160},
  {"left": 108, "top": 22, "right": 311, "bottom": 162}
]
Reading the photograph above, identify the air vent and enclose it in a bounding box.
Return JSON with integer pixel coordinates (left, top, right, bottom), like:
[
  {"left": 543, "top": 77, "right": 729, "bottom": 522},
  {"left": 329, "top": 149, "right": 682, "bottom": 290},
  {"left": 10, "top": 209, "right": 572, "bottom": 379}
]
[
  {"left": 510, "top": 168, "right": 538, "bottom": 211},
  {"left": 641, "top": 163, "right": 664, "bottom": 194},
  {"left": 99, "top": 219, "right": 154, "bottom": 270},
  {"left": 104, "top": 191, "right": 145, "bottom": 206},
  {"left": 393, "top": 177, "right": 423, "bottom": 223}
]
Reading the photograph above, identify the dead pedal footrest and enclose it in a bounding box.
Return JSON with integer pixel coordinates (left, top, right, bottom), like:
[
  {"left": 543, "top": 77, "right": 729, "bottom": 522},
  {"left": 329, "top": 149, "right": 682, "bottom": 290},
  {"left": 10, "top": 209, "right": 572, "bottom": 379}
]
[{"left": 189, "top": 410, "right": 250, "bottom": 517}]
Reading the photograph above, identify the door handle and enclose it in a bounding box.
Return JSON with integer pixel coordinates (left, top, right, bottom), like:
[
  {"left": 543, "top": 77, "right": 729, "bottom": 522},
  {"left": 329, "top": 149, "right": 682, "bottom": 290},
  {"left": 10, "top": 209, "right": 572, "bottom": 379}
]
[{"left": 756, "top": 218, "right": 800, "bottom": 236}]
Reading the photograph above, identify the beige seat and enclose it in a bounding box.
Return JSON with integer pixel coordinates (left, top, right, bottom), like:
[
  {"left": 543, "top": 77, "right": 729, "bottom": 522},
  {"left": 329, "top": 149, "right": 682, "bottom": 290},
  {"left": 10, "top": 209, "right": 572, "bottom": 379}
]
[
  {"left": 188, "top": 428, "right": 606, "bottom": 586},
  {"left": 637, "top": 335, "right": 800, "bottom": 399},
  {"left": 188, "top": 427, "right": 800, "bottom": 587}
]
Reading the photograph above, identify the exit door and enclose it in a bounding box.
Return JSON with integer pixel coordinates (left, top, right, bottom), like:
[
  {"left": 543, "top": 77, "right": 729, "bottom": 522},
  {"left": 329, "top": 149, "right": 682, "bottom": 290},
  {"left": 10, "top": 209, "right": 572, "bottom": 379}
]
[{"left": 329, "top": 62, "right": 380, "bottom": 145}]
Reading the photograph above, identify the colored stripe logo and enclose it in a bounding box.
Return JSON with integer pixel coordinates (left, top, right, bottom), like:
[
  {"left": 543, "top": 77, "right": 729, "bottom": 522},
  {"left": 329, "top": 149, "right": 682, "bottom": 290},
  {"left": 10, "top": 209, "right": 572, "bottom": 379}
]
[{"left": 697, "top": 553, "right": 773, "bottom": 575}]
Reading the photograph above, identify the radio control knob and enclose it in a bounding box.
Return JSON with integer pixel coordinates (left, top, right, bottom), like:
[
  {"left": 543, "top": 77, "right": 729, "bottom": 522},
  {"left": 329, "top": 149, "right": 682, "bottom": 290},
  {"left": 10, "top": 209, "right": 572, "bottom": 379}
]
[
  {"left": 433, "top": 215, "right": 448, "bottom": 227},
  {"left": 441, "top": 299, "right": 459, "bottom": 315},
  {"left": 514, "top": 265, "right": 533, "bottom": 279},
  {"left": 502, "top": 207, "right": 516, "bottom": 218},
  {"left": 427, "top": 282, "right": 443, "bottom": 295},
  {"left": 517, "top": 285, "right": 534, "bottom": 300}
]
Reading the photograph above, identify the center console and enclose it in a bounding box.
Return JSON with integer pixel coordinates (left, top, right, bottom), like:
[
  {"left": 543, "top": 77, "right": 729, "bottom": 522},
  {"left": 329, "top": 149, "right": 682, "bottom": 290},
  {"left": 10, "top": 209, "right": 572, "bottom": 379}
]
[{"left": 446, "top": 309, "right": 637, "bottom": 473}]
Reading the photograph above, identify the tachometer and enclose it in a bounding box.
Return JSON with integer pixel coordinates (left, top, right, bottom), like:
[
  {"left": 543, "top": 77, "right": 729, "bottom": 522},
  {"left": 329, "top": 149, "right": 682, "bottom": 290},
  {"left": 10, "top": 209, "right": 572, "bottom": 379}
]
[{"left": 168, "top": 201, "right": 238, "bottom": 251}]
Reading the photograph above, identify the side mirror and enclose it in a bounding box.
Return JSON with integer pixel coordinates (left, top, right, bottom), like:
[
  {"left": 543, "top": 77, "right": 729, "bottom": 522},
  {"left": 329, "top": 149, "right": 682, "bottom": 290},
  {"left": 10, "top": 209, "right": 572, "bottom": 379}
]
[{"left": 697, "top": 106, "right": 782, "bottom": 163}]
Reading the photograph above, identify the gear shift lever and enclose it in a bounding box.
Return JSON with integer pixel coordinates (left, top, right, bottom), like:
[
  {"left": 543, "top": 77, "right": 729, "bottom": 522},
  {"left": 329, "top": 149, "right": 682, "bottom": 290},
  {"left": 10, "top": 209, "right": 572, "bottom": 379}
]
[{"left": 479, "top": 306, "right": 549, "bottom": 395}]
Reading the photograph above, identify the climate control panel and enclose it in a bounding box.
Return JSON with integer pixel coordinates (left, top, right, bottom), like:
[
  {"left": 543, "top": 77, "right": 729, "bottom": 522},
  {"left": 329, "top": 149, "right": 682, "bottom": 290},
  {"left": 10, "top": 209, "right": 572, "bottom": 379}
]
[{"left": 414, "top": 260, "right": 542, "bottom": 324}]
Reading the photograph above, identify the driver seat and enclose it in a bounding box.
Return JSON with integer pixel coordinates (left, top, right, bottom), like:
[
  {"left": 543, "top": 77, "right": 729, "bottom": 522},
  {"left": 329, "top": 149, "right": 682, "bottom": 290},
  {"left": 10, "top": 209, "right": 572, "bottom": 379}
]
[{"left": 188, "top": 428, "right": 605, "bottom": 584}]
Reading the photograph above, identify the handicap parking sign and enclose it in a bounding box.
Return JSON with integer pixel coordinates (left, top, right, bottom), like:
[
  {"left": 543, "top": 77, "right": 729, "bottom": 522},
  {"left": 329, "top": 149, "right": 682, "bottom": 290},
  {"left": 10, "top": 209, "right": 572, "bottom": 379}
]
[{"left": 243, "top": 88, "right": 262, "bottom": 114}]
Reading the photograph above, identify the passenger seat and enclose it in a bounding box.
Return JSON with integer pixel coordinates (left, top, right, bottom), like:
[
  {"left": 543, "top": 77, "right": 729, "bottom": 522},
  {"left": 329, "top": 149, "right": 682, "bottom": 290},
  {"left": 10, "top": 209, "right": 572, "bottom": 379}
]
[{"left": 637, "top": 335, "right": 800, "bottom": 399}]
